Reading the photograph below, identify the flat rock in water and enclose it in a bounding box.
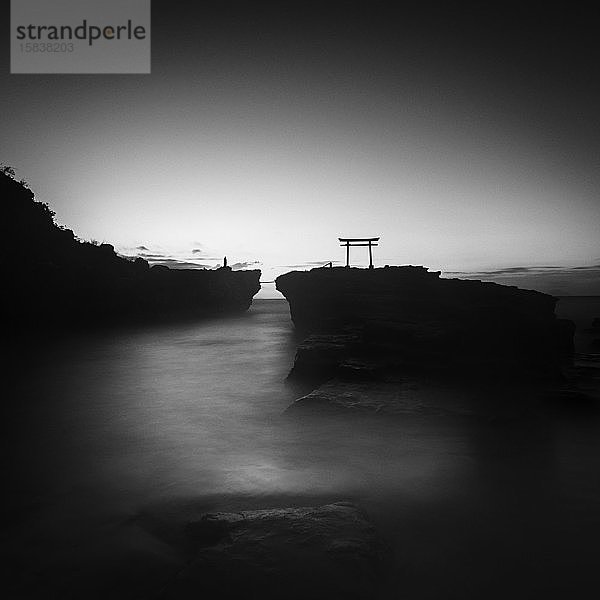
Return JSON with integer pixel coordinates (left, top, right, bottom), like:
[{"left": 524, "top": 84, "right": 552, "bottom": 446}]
[
  {"left": 275, "top": 266, "right": 575, "bottom": 377},
  {"left": 286, "top": 379, "right": 477, "bottom": 418},
  {"left": 161, "top": 502, "right": 388, "bottom": 600}
]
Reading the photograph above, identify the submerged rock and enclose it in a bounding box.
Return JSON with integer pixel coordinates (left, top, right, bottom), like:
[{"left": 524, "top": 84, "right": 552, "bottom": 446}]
[
  {"left": 162, "top": 502, "right": 389, "bottom": 600},
  {"left": 285, "top": 378, "right": 488, "bottom": 418},
  {"left": 287, "top": 332, "right": 362, "bottom": 381},
  {"left": 287, "top": 379, "right": 427, "bottom": 415}
]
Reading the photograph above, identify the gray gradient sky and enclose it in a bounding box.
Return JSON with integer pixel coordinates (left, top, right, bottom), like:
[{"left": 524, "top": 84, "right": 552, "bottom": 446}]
[{"left": 1, "top": 3, "right": 599, "bottom": 295}]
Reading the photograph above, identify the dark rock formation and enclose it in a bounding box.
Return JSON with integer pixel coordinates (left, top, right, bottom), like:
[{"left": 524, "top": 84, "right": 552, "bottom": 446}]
[
  {"left": 286, "top": 379, "right": 465, "bottom": 416},
  {"left": 277, "top": 266, "right": 574, "bottom": 380},
  {"left": 287, "top": 333, "right": 362, "bottom": 382},
  {"left": 162, "top": 502, "right": 389, "bottom": 600},
  {"left": 1, "top": 170, "right": 260, "bottom": 330}
]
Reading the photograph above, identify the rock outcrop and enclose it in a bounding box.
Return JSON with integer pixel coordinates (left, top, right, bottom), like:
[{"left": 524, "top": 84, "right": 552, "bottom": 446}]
[
  {"left": 162, "top": 502, "right": 389, "bottom": 600},
  {"left": 277, "top": 266, "right": 574, "bottom": 380},
  {"left": 285, "top": 378, "right": 476, "bottom": 416},
  {"left": 1, "top": 169, "right": 260, "bottom": 330}
]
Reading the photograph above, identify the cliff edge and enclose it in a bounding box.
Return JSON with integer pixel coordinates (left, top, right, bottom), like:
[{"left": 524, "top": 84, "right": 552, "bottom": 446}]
[
  {"left": 276, "top": 266, "right": 574, "bottom": 380},
  {"left": 1, "top": 169, "right": 260, "bottom": 330}
]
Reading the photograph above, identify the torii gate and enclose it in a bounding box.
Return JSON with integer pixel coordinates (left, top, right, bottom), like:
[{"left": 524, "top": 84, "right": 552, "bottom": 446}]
[{"left": 339, "top": 237, "right": 380, "bottom": 268}]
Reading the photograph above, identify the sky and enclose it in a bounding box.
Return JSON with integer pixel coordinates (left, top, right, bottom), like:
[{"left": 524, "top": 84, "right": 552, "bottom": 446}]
[{"left": 1, "top": 2, "right": 599, "bottom": 296}]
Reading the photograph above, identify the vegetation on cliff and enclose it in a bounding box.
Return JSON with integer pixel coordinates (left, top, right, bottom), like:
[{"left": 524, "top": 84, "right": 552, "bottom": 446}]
[{"left": 1, "top": 166, "right": 260, "bottom": 329}]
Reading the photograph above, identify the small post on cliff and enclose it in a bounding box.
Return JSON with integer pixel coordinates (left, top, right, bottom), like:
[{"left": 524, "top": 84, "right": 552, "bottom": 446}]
[
  {"left": 223, "top": 256, "right": 227, "bottom": 268},
  {"left": 339, "top": 237, "right": 380, "bottom": 268}
]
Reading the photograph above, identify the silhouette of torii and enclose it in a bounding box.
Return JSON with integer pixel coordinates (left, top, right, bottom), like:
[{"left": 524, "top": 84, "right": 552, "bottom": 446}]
[{"left": 339, "top": 237, "right": 380, "bottom": 268}]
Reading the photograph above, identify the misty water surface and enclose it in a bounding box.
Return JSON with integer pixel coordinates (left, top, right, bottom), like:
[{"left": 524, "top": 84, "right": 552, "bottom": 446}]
[{"left": 3, "top": 298, "right": 600, "bottom": 599}]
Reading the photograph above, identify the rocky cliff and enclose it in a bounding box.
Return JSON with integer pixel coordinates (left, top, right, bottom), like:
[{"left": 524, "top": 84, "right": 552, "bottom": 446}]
[
  {"left": 276, "top": 266, "right": 574, "bottom": 380},
  {"left": 1, "top": 169, "right": 260, "bottom": 330}
]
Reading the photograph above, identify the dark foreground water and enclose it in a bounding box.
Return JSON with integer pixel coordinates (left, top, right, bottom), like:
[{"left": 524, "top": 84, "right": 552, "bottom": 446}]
[{"left": 3, "top": 298, "right": 600, "bottom": 598}]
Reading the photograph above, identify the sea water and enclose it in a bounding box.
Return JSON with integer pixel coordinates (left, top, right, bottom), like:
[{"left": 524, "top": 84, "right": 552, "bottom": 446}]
[{"left": 3, "top": 298, "right": 600, "bottom": 598}]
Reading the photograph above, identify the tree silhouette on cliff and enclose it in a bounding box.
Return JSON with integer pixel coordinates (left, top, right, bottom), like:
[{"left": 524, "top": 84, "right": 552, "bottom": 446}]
[
  {"left": 1, "top": 165, "right": 260, "bottom": 330},
  {"left": 1, "top": 165, "right": 148, "bottom": 275}
]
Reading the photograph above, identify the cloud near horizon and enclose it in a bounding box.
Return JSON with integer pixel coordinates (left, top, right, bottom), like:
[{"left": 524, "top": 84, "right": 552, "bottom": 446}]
[
  {"left": 444, "top": 264, "right": 600, "bottom": 296},
  {"left": 118, "top": 243, "right": 599, "bottom": 296},
  {"left": 118, "top": 245, "right": 263, "bottom": 271}
]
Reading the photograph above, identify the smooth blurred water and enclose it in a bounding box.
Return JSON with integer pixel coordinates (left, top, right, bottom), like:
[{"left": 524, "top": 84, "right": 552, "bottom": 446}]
[
  {"left": 4, "top": 300, "right": 469, "bottom": 508},
  {"left": 3, "top": 298, "right": 600, "bottom": 599}
]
